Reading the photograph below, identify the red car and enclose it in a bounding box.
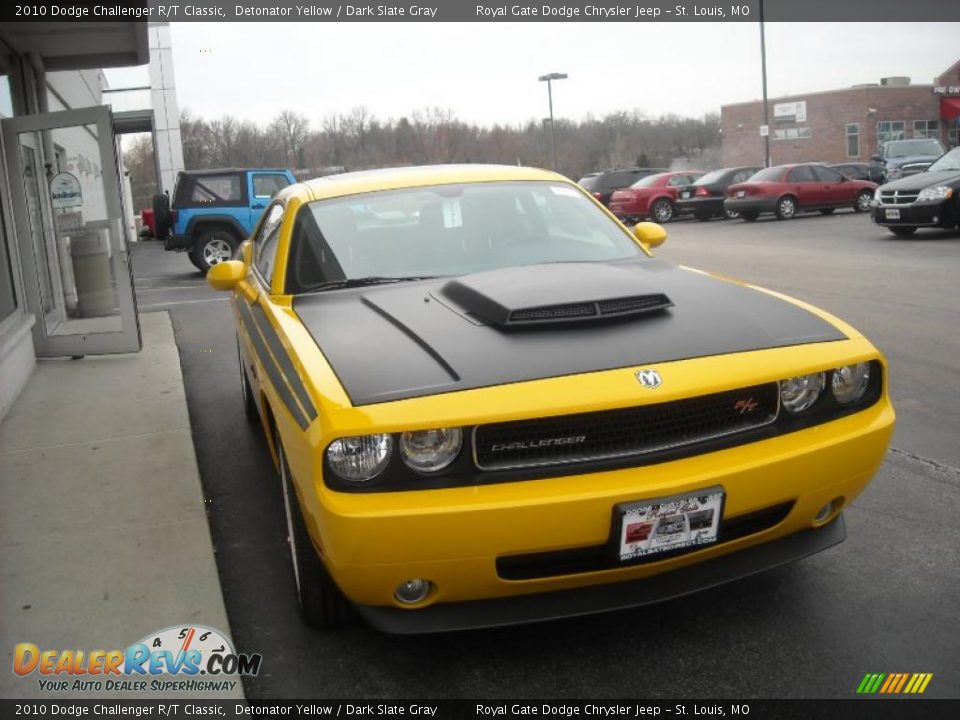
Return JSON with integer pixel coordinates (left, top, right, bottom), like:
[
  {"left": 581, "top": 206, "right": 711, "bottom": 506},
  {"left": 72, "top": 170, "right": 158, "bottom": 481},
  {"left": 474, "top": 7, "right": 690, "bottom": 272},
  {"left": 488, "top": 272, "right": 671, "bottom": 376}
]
[
  {"left": 608, "top": 170, "right": 704, "bottom": 223},
  {"left": 723, "top": 164, "right": 877, "bottom": 222}
]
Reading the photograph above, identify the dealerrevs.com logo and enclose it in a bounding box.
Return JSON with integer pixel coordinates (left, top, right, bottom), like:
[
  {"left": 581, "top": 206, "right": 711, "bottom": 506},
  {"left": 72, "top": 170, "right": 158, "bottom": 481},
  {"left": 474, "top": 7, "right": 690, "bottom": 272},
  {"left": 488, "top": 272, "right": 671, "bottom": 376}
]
[{"left": 13, "top": 624, "right": 261, "bottom": 693}]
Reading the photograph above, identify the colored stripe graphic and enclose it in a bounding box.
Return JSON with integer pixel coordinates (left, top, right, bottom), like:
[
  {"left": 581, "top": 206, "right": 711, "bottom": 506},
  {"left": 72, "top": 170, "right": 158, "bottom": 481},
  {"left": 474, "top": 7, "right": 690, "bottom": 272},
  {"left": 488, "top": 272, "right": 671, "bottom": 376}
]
[{"left": 857, "top": 673, "right": 933, "bottom": 694}]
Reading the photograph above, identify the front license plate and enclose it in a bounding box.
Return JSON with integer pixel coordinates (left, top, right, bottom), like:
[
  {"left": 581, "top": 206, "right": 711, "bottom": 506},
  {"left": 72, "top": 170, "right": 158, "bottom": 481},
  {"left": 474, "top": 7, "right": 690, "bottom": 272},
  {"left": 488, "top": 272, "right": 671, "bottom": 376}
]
[
  {"left": 736, "top": 190, "right": 746, "bottom": 198},
  {"left": 885, "top": 208, "right": 901, "bottom": 219},
  {"left": 616, "top": 488, "right": 724, "bottom": 561}
]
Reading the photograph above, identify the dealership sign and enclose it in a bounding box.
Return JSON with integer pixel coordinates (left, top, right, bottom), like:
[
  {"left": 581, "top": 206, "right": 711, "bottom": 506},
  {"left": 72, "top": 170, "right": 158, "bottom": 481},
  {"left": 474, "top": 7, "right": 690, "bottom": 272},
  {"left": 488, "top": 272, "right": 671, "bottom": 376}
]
[
  {"left": 774, "top": 100, "right": 807, "bottom": 123},
  {"left": 49, "top": 172, "right": 82, "bottom": 209}
]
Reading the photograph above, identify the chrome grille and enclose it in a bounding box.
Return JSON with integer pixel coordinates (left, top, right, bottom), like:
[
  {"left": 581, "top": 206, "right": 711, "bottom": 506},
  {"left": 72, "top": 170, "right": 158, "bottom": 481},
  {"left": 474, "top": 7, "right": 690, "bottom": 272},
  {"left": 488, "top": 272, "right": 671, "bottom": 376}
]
[
  {"left": 473, "top": 383, "right": 780, "bottom": 471},
  {"left": 879, "top": 190, "right": 919, "bottom": 205}
]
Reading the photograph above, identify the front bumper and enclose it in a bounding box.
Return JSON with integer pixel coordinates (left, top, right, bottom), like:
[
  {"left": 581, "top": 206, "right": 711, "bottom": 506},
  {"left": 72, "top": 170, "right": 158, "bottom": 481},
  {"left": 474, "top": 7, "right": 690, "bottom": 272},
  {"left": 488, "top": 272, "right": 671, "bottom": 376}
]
[
  {"left": 310, "top": 394, "right": 893, "bottom": 620},
  {"left": 723, "top": 197, "right": 777, "bottom": 215},
  {"left": 870, "top": 201, "right": 956, "bottom": 228},
  {"left": 355, "top": 514, "right": 846, "bottom": 633}
]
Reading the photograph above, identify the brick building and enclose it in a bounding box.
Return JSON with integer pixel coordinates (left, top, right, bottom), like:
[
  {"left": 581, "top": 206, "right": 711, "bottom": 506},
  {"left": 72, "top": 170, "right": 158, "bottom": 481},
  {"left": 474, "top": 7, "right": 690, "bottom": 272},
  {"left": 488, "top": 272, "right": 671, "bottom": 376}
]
[{"left": 721, "top": 59, "right": 960, "bottom": 167}]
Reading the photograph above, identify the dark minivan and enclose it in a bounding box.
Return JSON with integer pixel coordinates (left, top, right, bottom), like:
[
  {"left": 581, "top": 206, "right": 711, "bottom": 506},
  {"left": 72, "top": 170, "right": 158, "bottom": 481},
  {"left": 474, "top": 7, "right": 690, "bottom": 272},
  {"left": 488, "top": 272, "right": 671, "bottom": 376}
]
[
  {"left": 676, "top": 166, "right": 761, "bottom": 220},
  {"left": 578, "top": 167, "right": 668, "bottom": 207}
]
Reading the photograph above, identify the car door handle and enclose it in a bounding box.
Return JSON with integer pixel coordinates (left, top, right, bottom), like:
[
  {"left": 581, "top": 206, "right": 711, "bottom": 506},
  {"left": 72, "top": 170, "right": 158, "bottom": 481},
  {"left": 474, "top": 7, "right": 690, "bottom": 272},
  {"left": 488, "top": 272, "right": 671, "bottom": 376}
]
[{"left": 251, "top": 203, "right": 265, "bottom": 209}]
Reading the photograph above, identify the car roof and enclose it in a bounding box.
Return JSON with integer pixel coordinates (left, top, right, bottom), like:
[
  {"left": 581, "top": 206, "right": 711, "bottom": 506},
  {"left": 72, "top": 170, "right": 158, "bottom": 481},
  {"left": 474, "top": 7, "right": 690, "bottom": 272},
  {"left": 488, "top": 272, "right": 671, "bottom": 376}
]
[
  {"left": 179, "top": 168, "right": 290, "bottom": 175},
  {"left": 298, "top": 164, "right": 568, "bottom": 202}
]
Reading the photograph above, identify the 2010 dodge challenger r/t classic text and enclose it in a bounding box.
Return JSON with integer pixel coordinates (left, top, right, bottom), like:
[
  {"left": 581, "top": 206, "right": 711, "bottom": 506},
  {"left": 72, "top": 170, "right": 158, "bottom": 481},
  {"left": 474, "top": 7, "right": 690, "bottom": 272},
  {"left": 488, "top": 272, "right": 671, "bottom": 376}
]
[{"left": 207, "top": 164, "right": 894, "bottom": 633}]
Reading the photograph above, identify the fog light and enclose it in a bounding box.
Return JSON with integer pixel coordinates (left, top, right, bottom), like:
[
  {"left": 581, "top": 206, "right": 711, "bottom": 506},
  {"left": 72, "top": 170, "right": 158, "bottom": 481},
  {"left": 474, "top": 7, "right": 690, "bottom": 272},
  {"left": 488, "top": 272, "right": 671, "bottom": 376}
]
[
  {"left": 394, "top": 578, "right": 432, "bottom": 605},
  {"left": 814, "top": 497, "right": 844, "bottom": 524}
]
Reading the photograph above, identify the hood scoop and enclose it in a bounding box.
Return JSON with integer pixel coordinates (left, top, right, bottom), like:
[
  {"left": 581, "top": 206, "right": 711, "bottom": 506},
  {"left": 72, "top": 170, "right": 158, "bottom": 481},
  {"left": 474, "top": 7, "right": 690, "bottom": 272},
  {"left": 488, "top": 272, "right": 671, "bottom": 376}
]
[{"left": 440, "top": 262, "right": 673, "bottom": 328}]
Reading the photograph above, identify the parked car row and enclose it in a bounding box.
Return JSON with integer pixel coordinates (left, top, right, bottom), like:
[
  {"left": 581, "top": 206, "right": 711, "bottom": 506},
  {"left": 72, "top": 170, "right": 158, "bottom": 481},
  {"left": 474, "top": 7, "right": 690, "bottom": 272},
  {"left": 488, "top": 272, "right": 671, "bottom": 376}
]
[{"left": 869, "top": 145, "right": 960, "bottom": 237}]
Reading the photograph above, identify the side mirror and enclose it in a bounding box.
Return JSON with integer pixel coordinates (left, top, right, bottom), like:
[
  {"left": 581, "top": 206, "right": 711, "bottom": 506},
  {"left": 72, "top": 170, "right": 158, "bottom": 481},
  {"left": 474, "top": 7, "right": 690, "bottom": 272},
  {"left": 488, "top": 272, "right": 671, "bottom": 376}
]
[
  {"left": 207, "top": 260, "right": 246, "bottom": 291},
  {"left": 633, "top": 221, "right": 667, "bottom": 249}
]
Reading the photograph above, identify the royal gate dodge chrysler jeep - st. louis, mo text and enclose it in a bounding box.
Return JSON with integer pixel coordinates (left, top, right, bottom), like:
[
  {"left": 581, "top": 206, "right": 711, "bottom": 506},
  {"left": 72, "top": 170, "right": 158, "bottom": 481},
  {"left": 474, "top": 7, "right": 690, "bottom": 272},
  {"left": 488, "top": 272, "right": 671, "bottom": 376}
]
[{"left": 206, "top": 164, "right": 895, "bottom": 633}]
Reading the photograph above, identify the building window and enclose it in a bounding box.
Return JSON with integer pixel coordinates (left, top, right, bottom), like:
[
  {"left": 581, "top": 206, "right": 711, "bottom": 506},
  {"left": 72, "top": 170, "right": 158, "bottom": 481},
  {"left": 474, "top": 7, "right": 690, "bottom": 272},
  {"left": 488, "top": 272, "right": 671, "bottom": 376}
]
[
  {"left": 949, "top": 124, "right": 958, "bottom": 148},
  {"left": 1, "top": 188, "right": 18, "bottom": 324},
  {"left": 913, "top": 120, "right": 940, "bottom": 139},
  {"left": 877, "top": 121, "right": 906, "bottom": 146},
  {"left": 773, "top": 127, "right": 811, "bottom": 141},
  {"left": 846, "top": 123, "right": 860, "bottom": 157}
]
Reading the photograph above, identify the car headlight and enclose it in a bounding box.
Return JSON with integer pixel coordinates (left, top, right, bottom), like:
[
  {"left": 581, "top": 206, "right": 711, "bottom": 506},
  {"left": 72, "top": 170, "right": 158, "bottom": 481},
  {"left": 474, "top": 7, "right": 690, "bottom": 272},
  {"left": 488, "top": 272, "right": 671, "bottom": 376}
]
[
  {"left": 780, "top": 373, "right": 825, "bottom": 413},
  {"left": 917, "top": 185, "right": 954, "bottom": 202},
  {"left": 832, "top": 363, "right": 872, "bottom": 405},
  {"left": 886, "top": 168, "right": 902, "bottom": 180},
  {"left": 873, "top": 187, "right": 882, "bottom": 201},
  {"left": 400, "top": 428, "right": 462, "bottom": 472},
  {"left": 326, "top": 434, "right": 392, "bottom": 483}
]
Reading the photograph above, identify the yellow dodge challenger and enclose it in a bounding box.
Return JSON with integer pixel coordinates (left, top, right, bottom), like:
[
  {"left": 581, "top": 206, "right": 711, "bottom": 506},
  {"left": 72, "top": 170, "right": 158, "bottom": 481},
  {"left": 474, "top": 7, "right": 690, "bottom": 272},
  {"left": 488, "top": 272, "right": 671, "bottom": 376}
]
[{"left": 208, "top": 164, "right": 894, "bottom": 633}]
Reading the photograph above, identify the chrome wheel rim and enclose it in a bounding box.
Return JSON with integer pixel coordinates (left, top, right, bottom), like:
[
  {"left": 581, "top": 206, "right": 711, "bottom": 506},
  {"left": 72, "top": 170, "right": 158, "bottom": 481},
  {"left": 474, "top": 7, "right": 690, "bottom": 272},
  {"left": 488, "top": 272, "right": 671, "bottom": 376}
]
[
  {"left": 780, "top": 199, "right": 796, "bottom": 217},
  {"left": 725, "top": 209, "right": 740, "bottom": 220},
  {"left": 279, "top": 446, "right": 301, "bottom": 594},
  {"left": 653, "top": 201, "right": 672, "bottom": 222},
  {"left": 203, "top": 237, "right": 233, "bottom": 266},
  {"left": 857, "top": 193, "right": 871, "bottom": 211}
]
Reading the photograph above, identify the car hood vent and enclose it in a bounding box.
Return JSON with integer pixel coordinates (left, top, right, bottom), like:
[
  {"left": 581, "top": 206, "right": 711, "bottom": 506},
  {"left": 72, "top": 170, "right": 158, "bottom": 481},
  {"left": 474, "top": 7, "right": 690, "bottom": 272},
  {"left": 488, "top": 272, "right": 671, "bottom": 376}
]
[{"left": 440, "top": 262, "right": 673, "bottom": 328}]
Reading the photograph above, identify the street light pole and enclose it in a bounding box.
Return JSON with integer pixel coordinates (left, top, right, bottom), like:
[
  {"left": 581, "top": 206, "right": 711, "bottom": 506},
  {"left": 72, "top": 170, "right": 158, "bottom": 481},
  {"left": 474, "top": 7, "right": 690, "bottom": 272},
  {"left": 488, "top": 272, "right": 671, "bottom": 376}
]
[
  {"left": 759, "top": 0, "right": 771, "bottom": 167},
  {"left": 538, "top": 72, "right": 567, "bottom": 171}
]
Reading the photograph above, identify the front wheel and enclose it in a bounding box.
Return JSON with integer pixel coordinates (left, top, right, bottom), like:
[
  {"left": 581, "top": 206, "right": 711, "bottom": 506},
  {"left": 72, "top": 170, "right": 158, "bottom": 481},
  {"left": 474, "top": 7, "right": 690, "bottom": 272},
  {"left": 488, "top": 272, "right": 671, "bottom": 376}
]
[
  {"left": 194, "top": 229, "right": 238, "bottom": 274},
  {"left": 775, "top": 196, "right": 797, "bottom": 220},
  {"left": 650, "top": 199, "right": 675, "bottom": 223},
  {"left": 854, "top": 190, "right": 873, "bottom": 213},
  {"left": 277, "top": 430, "right": 353, "bottom": 628},
  {"left": 888, "top": 226, "right": 917, "bottom": 237},
  {"left": 723, "top": 208, "right": 740, "bottom": 220}
]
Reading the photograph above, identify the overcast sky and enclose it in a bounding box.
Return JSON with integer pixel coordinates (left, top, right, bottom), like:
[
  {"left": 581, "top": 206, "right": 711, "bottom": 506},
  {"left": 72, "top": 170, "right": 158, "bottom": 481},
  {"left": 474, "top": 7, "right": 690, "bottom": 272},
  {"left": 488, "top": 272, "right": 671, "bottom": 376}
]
[{"left": 105, "top": 22, "right": 959, "bottom": 127}]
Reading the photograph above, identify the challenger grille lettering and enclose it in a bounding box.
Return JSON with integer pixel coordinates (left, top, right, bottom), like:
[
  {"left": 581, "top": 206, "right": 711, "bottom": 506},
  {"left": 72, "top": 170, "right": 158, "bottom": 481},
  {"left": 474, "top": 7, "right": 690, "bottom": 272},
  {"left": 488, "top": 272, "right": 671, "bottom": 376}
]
[{"left": 490, "top": 436, "right": 587, "bottom": 452}]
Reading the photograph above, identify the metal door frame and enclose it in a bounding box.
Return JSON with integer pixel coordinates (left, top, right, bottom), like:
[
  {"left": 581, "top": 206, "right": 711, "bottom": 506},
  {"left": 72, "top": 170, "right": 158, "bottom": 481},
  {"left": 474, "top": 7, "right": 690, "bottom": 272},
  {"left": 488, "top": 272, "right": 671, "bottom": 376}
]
[{"left": 1, "top": 105, "right": 141, "bottom": 356}]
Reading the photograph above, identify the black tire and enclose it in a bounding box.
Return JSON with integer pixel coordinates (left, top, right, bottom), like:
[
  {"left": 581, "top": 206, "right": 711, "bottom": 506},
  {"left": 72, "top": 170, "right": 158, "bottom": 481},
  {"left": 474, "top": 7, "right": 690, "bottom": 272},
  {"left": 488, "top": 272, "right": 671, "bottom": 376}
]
[
  {"left": 237, "top": 337, "right": 259, "bottom": 423},
  {"left": 740, "top": 211, "right": 759, "bottom": 222},
  {"left": 854, "top": 190, "right": 873, "bottom": 213},
  {"left": 820, "top": 208, "right": 836, "bottom": 215},
  {"left": 186, "top": 249, "right": 204, "bottom": 271},
  {"left": 193, "top": 227, "right": 240, "bottom": 274},
  {"left": 888, "top": 226, "right": 917, "bottom": 237},
  {"left": 277, "top": 430, "right": 353, "bottom": 629},
  {"left": 775, "top": 196, "right": 798, "bottom": 220},
  {"left": 650, "top": 198, "right": 675, "bottom": 223},
  {"left": 152, "top": 193, "right": 171, "bottom": 240}
]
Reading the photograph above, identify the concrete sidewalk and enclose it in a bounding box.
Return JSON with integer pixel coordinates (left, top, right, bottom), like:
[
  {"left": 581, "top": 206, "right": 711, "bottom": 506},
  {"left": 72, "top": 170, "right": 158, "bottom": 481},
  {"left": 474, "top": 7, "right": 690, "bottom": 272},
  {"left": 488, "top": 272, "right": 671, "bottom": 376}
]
[{"left": 0, "top": 312, "right": 243, "bottom": 700}]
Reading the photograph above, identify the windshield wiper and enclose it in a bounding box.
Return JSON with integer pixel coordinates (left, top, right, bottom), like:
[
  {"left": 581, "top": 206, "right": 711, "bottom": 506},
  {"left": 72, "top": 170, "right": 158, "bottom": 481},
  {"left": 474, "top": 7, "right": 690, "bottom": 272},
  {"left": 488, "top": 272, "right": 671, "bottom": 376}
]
[{"left": 307, "top": 276, "right": 436, "bottom": 292}]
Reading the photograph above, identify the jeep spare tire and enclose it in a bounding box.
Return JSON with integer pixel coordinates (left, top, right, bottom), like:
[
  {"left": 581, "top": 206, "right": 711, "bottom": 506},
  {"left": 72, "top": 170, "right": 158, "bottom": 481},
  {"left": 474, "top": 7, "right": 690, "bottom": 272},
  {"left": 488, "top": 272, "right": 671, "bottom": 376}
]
[{"left": 152, "top": 193, "right": 171, "bottom": 240}]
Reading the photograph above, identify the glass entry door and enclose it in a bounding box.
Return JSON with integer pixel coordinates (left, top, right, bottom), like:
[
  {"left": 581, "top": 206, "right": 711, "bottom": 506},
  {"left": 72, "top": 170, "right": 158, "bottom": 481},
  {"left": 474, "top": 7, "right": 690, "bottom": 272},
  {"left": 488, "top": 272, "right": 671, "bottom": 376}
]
[{"left": 1, "top": 106, "right": 140, "bottom": 356}]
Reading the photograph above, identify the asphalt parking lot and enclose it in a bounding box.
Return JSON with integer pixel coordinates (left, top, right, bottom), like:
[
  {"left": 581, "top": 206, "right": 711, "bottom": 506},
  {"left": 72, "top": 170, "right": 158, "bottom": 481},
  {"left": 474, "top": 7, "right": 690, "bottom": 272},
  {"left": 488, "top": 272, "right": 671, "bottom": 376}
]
[{"left": 132, "top": 208, "right": 959, "bottom": 699}]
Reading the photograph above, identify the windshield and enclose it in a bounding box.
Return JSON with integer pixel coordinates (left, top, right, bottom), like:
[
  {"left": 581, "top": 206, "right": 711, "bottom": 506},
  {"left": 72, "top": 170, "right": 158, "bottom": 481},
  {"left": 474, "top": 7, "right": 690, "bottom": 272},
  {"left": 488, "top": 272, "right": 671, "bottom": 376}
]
[
  {"left": 287, "top": 181, "right": 646, "bottom": 292},
  {"left": 885, "top": 139, "right": 944, "bottom": 158},
  {"left": 745, "top": 166, "right": 786, "bottom": 182},
  {"left": 927, "top": 147, "right": 960, "bottom": 172},
  {"left": 630, "top": 173, "right": 667, "bottom": 188}
]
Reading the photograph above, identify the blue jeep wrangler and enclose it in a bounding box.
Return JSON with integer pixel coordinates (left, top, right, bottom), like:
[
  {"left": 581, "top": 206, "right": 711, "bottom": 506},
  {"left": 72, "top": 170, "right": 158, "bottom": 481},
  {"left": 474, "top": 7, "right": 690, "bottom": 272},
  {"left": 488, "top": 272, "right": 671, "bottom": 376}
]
[{"left": 153, "top": 168, "right": 296, "bottom": 273}]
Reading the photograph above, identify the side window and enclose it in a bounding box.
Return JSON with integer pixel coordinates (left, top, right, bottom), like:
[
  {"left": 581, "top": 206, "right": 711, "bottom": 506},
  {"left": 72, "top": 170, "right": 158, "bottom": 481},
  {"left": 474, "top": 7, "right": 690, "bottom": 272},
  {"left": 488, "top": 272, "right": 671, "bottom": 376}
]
[
  {"left": 252, "top": 174, "right": 291, "bottom": 200},
  {"left": 190, "top": 174, "right": 243, "bottom": 203},
  {"left": 254, "top": 204, "right": 285, "bottom": 285},
  {"left": 731, "top": 170, "right": 751, "bottom": 183},
  {"left": 667, "top": 175, "right": 692, "bottom": 187},
  {"left": 788, "top": 166, "right": 817, "bottom": 183},
  {"left": 813, "top": 166, "right": 843, "bottom": 182}
]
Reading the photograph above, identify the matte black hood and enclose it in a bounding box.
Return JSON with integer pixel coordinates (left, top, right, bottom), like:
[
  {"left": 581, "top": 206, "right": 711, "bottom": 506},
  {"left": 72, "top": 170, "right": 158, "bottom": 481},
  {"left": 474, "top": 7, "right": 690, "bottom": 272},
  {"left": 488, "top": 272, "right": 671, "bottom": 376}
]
[
  {"left": 293, "top": 260, "right": 846, "bottom": 406},
  {"left": 880, "top": 170, "right": 960, "bottom": 192}
]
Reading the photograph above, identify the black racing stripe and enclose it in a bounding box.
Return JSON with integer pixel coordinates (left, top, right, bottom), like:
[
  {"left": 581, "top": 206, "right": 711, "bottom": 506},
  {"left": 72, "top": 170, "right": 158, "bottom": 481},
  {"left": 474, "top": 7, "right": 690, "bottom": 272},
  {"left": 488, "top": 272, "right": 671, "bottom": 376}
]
[
  {"left": 249, "top": 302, "right": 318, "bottom": 422},
  {"left": 236, "top": 300, "right": 310, "bottom": 430}
]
